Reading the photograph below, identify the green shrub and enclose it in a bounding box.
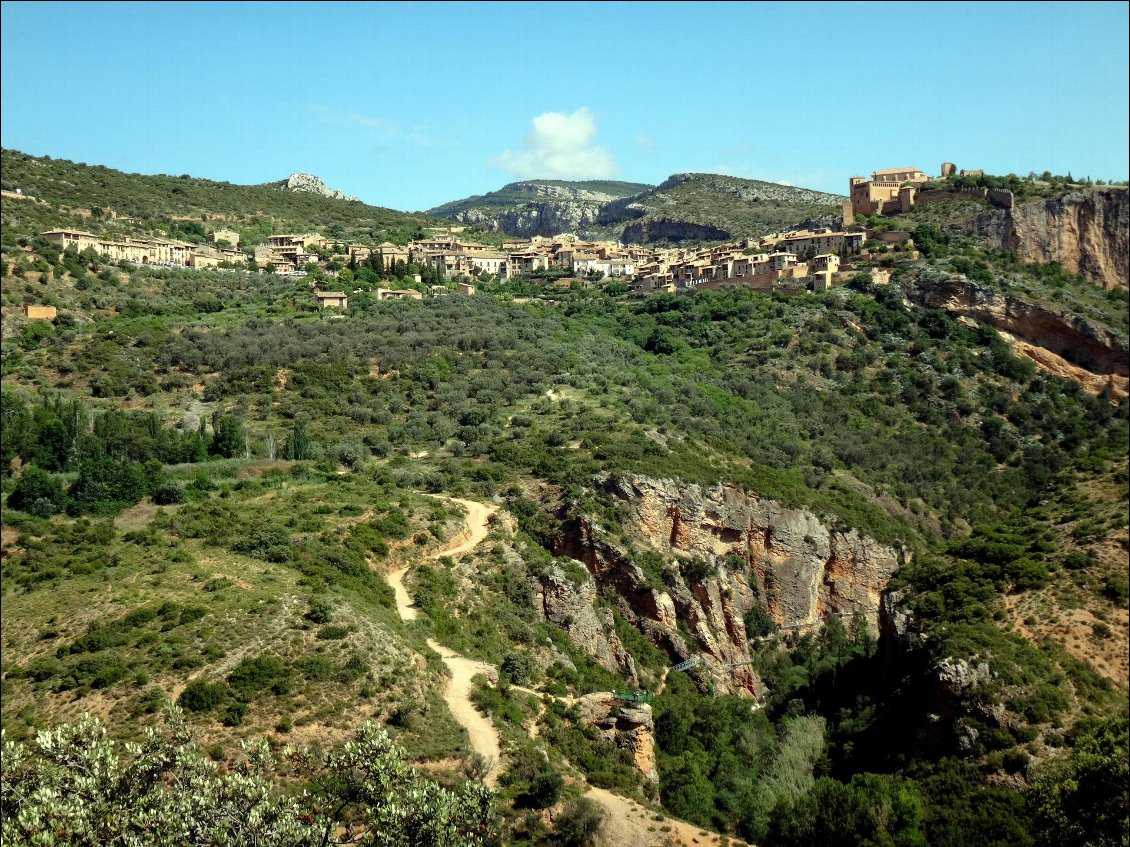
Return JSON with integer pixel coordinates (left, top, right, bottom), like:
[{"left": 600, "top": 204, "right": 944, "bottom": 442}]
[
  {"left": 177, "top": 680, "right": 228, "bottom": 712},
  {"left": 304, "top": 596, "right": 334, "bottom": 624},
  {"left": 553, "top": 797, "right": 604, "bottom": 847},
  {"left": 222, "top": 702, "right": 248, "bottom": 726},
  {"left": 7, "top": 466, "right": 66, "bottom": 515},
  {"left": 518, "top": 769, "right": 563, "bottom": 809},
  {"left": 153, "top": 482, "right": 185, "bottom": 505},
  {"left": 226, "top": 655, "right": 292, "bottom": 701},
  {"left": 500, "top": 651, "right": 537, "bottom": 686}
]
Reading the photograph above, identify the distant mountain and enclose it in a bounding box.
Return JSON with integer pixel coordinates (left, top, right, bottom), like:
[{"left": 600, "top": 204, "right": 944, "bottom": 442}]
[
  {"left": 427, "top": 180, "right": 653, "bottom": 238},
  {"left": 595, "top": 173, "right": 846, "bottom": 243},
  {"left": 0, "top": 149, "right": 437, "bottom": 247},
  {"left": 429, "top": 173, "right": 846, "bottom": 242}
]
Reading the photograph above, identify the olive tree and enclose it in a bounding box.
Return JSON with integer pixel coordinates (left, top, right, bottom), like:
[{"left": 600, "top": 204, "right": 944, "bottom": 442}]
[{"left": 1, "top": 708, "right": 495, "bottom": 846}]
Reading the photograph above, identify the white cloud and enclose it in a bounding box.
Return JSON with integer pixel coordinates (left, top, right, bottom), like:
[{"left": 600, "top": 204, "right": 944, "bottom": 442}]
[
  {"left": 635, "top": 132, "right": 654, "bottom": 148},
  {"left": 491, "top": 108, "right": 617, "bottom": 179}
]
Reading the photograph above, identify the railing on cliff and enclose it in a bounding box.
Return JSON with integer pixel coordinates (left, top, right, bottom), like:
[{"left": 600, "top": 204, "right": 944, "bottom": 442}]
[{"left": 613, "top": 689, "right": 654, "bottom": 704}]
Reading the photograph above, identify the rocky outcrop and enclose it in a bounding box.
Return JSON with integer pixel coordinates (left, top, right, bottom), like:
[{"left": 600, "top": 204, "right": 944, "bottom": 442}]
[
  {"left": 576, "top": 692, "right": 658, "bottom": 783},
  {"left": 552, "top": 474, "right": 903, "bottom": 697},
  {"left": 280, "top": 173, "right": 357, "bottom": 202},
  {"left": 906, "top": 268, "right": 1129, "bottom": 392},
  {"left": 619, "top": 218, "right": 733, "bottom": 244},
  {"left": 611, "top": 475, "right": 901, "bottom": 630},
  {"left": 967, "top": 187, "right": 1129, "bottom": 290},
  {"left": 443, "top": 181, "right": 647, "bottom": 237},
  {"left": 530, "top": 563, "right": 638, "bottom": 682},
  {"left": 453, "top": 201, "right": 607, "bottom": 237}
]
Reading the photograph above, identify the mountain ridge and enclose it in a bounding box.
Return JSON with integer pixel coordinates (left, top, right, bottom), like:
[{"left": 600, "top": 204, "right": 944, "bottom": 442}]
[{"left": 430, "top": 172, "right": 846, "bottom": 242}]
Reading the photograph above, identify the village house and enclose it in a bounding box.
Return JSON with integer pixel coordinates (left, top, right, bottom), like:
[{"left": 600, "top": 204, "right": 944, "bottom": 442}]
[
  {"left": 41, "top": 229, "right": 245, "bottom": 269},
  {"left": 314, "top": 290, "right": 348, "bottom": 310},
  {"left": 776, "top": 229, "right": 866, "bottom": 260},
  {"left": 376, "top": 288, "right": 423, "bottom": 301},
  {"left": 22, "top": 304, "right": 57, "bottom": 320},
  {"left": 507, "top": 250, "right": 549, "bottom": 277},
  {"left": 467, "top": 251, "right": 508, "bottom": 277},
  {"left": 261, "top": 233, "right": 325, "bottom": 270},
  {"left": 808, "top": 254, "right": 841, "bottom": 291}
]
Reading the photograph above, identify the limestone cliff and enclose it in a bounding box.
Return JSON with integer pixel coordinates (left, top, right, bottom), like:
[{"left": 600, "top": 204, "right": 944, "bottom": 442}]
[
  {"left": 552, "top": 474, "right": 903, "bottom": 697},
  {"left": 431, "top": 172, "right": 844, "bottom": 242},
  {"left": 618, "top": 218, "right": 734, "bottom": 244},
  {"left": 967, "top": 187, "right": 1129, "bottom": 290},
  {"left": 452, "top": 200, "right": 608, "bottom": 237},
  {"left": 905, "top": 267, "right": 1129, "bottom": 396},
  {"left": 529, "top": 563, "right": 638, "bottom": 682},
  {"left": 433, "top": 181, "right": 651, "bottom": 238},
  {"left": 576, "top": 692, "right": 658, "bottom": 783},
  {"left": 278, "top": 173, "right": 357, "bottom": 202}
]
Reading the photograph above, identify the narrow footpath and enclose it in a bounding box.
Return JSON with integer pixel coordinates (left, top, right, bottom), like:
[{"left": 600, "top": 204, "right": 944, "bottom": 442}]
[
  {"left": 388, "top": 498, "right": 502, "bottom": 787},
  {"left": 387, "top": 497, "right": 730, "bottom": 846}
]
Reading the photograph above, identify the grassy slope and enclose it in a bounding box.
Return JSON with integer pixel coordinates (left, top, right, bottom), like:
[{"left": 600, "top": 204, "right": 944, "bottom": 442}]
[{"left": 0, "top": 462, "right": 472, "bottom": 760}]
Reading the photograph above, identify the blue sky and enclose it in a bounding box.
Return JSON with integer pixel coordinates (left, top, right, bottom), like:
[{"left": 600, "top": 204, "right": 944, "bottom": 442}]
[{"left": 2, "top": 1, "right": 1127, "bottom": 211}]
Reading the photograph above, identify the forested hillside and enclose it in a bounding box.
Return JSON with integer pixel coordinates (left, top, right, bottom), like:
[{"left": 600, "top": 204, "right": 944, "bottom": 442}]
[
  {"left": 1, "top": 155, "right": 1127, "bottom": 847},
  {"left": 0, "top": 149, "right": 440, "bottom": 247}
]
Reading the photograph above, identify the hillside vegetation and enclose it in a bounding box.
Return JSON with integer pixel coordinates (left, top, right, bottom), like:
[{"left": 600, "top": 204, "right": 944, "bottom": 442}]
[
  {"left": 1, "top": 153, "right": 1127, "bottom": 847},
  {"left": 0, "top": 149, "right": 440, "bottom": 248},
  {"left": 589, "top": 172, "right": 845, "bottom": 242}
]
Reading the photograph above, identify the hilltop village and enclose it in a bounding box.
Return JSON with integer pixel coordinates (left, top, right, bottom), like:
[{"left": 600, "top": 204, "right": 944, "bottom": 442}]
[{"left": 31, "top": 163, "right": 1007, "bottom": 311}]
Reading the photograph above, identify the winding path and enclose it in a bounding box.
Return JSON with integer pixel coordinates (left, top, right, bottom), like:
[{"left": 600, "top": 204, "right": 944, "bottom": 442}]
[
  {"left": 388, "top": 498, "right": 502, "bottom": 786},
  {"left": 387, "top": 498, "right": 731, "bottom": 846}
]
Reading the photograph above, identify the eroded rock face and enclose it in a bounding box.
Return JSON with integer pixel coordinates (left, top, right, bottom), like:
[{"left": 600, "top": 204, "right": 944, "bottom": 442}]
[
  {"left": 968, "top": 187, "right": 1129, "bottom": 290},
  {"left": 448, "top": 182, "right": 636, "bottom": 237},
  {"left": 552, "top": 474, "right": 904, "bottom": 696},
  {"left": 529, "top": 564, "right": 638, "bottom": 682},
  {"left": 906, "top": 268, "right": 1129, "bottom": 395},
  {"left": 618, "top": 218, "right": 734, "bottom": 244},
  {"left": 614, "top": 474, "right": 901, "bottom": 628},
  {"left": 453, "top": 201, "right": 607, "bottom": 237},
  {"left": 576, "top": 692, "right": 658, "bottom": 783},
  {"left": 281, "top": 173, "right": 356, "bottom": 202}
]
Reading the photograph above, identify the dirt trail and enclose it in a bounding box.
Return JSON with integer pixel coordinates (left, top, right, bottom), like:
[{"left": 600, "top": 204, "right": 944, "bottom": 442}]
[
  {"left": 423, "top": 638, "right": 501, "bottom": 786},
  {"left": 387, "top": 498, "right": 731, "bottom": 845},
  {"left": 586, "top": 787, "right": 728, "bottom": 847},
  {"left": 388, "top": 498, "right": 501, "bottom": 785}
]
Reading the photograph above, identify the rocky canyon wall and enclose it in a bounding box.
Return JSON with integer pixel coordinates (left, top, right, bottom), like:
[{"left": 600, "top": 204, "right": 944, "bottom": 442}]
[
  {"left": 967, "top": 187, "right": 1129, "bottom": 290},
  {"left": 542, "top": 474, "right": 903, "bottom": 697}
]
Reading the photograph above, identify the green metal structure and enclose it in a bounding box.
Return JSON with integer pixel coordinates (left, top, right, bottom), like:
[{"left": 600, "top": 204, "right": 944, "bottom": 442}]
[{"left": 613, "top": 689, "right": 653, "bottom": 704}]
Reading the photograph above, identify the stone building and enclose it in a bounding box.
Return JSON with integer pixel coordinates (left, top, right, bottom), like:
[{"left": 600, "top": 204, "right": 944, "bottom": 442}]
[
  {"left": 22, "top": 304, "right": 57, "bottom": 320},
  {"left": 847, "top": 167, "right": 929, "bottom": 219},
  {"left": 314, "top": 290, "right": 348, "bottom": 309},
  {"left": 41, "top": 229, "right": 244, "bottom": 268}
]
